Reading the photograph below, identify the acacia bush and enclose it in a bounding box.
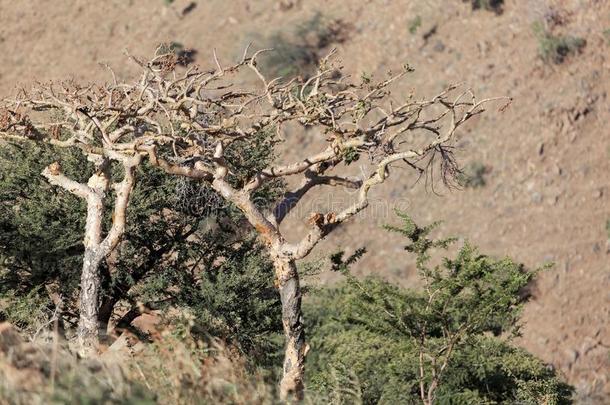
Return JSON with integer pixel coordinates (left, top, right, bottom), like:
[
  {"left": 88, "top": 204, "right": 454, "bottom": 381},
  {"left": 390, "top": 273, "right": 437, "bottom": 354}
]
[
  {"left": 305, "top": 213, "right": 573, "bottom": 404},
  {"left": 0, "top": 142, "right": 89, "bottom": 330}
]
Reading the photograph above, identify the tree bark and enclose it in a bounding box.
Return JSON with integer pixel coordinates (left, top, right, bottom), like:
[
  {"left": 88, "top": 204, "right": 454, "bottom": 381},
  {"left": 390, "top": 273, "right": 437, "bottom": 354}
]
[
  {"left": 273, "top": 255, "right": 307, "bottom": 401},
  {"left": 76, "top": 192, "right": 105, "bottom": 356},
  {"left": 77, "top": 248, "right": 103, "bottom": 355}
]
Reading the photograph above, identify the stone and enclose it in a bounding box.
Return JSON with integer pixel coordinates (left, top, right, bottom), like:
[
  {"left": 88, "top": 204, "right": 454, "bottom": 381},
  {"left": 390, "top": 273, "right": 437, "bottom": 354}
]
[
  {"left": 531, "top": 192, "right": 543, "bottom": 203},
  {"left": 433, "top": 41, "right": 445, "bottom": 52}
]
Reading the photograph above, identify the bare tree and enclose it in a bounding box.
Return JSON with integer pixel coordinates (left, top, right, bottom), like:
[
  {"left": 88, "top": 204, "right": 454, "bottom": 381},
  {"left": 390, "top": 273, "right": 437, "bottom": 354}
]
[
  {"left": 0, "top": 83, "right": 142, "bottom": 356},
  {"left": 1, "top": 46, "right": 507, "bottom": 398}
]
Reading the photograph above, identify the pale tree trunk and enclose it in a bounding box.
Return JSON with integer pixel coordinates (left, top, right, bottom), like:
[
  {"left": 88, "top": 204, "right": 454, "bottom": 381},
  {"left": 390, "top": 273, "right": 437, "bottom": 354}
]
[
  {"left": 211, "top": 172, "right": 310, "bottom": 400},
  {"left": 42, "top": 155, "right": 139, "bottom": 357},
  {"left": 273, "top": 255, "right": 307, "bottom": 401},
  {"left": 76, "top": 180, "right": 106, "bottom": 356},
  {"left": 77, "top": 248, "right": 103, "bottom": 355}
]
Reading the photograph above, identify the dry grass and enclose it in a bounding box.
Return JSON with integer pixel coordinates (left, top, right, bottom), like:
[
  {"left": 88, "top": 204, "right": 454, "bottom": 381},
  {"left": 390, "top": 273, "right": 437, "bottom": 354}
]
[
  {"left": 126, "top": 331, "right": 278, "bottom": 404},
  {"left": 0, "top": 322, "right": 281, "bottom": 404}
]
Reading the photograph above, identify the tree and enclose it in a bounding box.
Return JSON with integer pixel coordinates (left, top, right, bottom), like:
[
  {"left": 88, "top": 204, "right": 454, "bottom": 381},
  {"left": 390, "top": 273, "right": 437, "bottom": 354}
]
[
  {"left": 305, "top": 213, "right": 573, "bottom": 404},
  {"left": 1, "top": 46, "right": 509, "bottom": 399},
  {"left": 0, "top": 98, "right": 143, "bottom": 355},
  {"left": 0, "top": 140, "right": 283, "bottom": 364}
]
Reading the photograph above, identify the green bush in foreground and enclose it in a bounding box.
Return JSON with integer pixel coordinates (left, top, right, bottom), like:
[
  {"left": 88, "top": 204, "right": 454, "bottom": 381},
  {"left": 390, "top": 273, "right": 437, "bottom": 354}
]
[{"left": 305, "top": 213, "right": 573, "bottom": 404}]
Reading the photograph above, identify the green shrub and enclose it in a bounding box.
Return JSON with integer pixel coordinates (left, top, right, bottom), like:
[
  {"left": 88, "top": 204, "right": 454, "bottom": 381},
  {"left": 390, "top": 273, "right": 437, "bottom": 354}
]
[
  {"left": 465, "top": 0, "right": 504, "bottom": 14},
  {"left": 458, "top": 161, "right": 488, "bottom": 188},
  {"left": 533, "top": 22, "right": 586, "bottom": 64},
  {"left": 258, "top": 12, "right": 352, "bottom": 78},
  {"left": 0, "top": 129, "right": 284, "bottom": 346},
  {"left": 305, "top": 213, "right": 573, "bottom": 404},
  {"left": 603, "top": 29, "right": 610, "bottom": 45},
  {"left": 0, "top": 142, "right": 89, "bottom": 331},
  {"left": 0, "top": 286, "right": 51, "bottom": 333},
  {"left": 408, "top": 16, "right": 422, "bottom": 35},
  {"left": 144, "top": 236, "right": 283, "bottom": 370}
]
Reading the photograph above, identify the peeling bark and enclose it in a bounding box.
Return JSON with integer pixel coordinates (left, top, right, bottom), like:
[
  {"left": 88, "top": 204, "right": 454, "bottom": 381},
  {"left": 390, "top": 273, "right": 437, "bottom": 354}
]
[
  {"left": 273, "top": 255, "right": 307, "bottom": 401},
  {"left": 77, "top": 249, "right": 103, "bottom": 355},
  {"left": 76, "top": 179, "right": 106, "bottom": 356}
]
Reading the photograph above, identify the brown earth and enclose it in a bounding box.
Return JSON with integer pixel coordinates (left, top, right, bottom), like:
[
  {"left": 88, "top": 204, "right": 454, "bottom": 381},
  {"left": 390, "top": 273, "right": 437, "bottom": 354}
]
[{"left": 0, "top": 0, "right": 608, "bottom": 401}]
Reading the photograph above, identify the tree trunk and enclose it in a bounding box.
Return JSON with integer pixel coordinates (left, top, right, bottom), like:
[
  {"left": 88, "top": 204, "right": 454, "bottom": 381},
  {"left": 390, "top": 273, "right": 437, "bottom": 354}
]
[
  {"left": 77, "top": 249, "right": 103, "bottom": 356},
  {"left": 273, "top": 256, "right": 307, "bottom": 401},
  {"left": 76, "top": 193, "right": 105, "bottom": 357}
]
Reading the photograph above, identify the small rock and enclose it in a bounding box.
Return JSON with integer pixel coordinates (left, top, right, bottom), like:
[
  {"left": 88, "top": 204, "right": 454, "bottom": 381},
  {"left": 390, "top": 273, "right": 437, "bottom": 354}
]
[
  {"left": 433, "top": 41, "right": 445, "bottom": 52},
  {"left": 564, "top": 348, "right": 579, "bottom": 366},
  {"left": 181, "top": 2, "right": 196, "bottom": 15},
  {"left": 531, "top": 192, "right": 543, "bottom": 203},
  {"left": 592, "top": 188, "right": 603, "bottom": 199}
]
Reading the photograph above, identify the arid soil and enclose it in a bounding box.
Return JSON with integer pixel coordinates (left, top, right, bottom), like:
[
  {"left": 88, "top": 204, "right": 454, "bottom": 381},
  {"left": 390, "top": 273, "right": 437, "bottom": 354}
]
[{"left": 0, "top": 0, "right": 608, "bottom": 400}]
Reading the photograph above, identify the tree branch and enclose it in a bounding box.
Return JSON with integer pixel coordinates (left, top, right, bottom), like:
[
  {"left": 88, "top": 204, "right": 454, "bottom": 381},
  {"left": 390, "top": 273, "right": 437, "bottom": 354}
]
[
  {"left": 41, "top": 163, "right": 94, "bottom": 200},
  {"left": 100, "top": 154, "right": 142, "bottom": 254}
]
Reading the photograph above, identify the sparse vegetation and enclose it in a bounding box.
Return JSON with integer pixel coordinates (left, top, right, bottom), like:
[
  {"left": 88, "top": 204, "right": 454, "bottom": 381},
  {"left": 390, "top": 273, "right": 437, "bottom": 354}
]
[
  {"left": 257, "top": 12, "right": 352, "bottom": 77},
  {"left": 603, "top": 28, "right": 610, "bottom": 45},
  {"left": 465, "top": 0, "right": 504, "bottom": 14},
  {"left": 458, "top": 161, "right": 489, "bottom": 188},
  {"left": 533, "top": 21, "right": 586, "bottom": 64},
  {"left": 409, "top": 16, "right": 422, "bottom": 35},
  {"left": 158, "top": 41, "right": 197, "bottom": 66}
]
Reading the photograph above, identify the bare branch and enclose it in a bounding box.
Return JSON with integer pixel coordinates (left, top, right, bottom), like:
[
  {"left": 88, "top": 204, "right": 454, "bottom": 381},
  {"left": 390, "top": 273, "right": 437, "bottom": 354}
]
[
  {"left": 100, "top": 154, "right": 142, "bottom": 254},
  {"left": 41, "top": 162, "right": 94, "bottom": 200}
]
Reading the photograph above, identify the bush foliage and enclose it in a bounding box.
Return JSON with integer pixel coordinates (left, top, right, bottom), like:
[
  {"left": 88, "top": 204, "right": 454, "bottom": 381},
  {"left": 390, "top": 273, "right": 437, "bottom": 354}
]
[{"left": 305, "top": 213, "right": 572, "bottom": 404}]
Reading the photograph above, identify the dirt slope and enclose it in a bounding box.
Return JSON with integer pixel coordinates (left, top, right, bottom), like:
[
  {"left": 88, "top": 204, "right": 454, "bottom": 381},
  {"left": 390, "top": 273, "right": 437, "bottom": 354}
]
[{"left": 0, "top": 0, "right": 608, "bottom": 400}]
